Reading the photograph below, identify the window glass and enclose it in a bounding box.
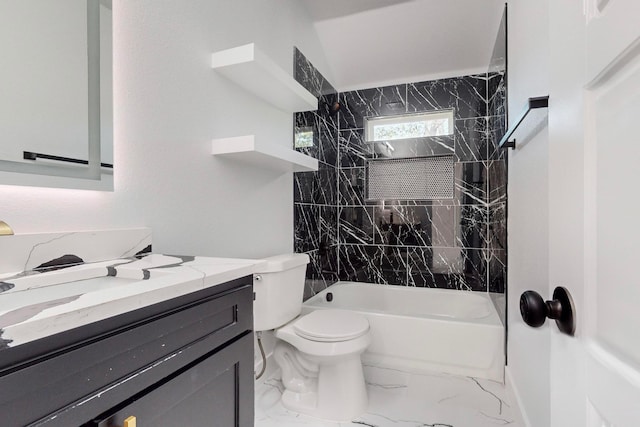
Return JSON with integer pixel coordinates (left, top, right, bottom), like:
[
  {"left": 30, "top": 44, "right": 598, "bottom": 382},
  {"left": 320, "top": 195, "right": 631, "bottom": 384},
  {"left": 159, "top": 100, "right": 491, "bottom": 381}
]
[{"left": 365, "top": 111, "right": 454, "bottom": 142}]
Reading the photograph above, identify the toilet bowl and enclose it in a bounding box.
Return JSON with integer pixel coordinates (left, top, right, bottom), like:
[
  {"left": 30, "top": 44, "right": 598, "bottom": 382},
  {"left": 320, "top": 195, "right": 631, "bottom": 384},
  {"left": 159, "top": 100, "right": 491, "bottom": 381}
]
[
  {"left": 253, "top": 254, "right": 371, "bottom": 421},
  {"left": 274, "top": 309, "right": 371, "bottom": 421}
]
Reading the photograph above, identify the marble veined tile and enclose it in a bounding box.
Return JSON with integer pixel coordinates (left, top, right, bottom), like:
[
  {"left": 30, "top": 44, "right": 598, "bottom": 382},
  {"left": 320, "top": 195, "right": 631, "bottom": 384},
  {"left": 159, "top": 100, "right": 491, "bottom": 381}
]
[
  {"left": 319, "top": 206, "right": 338, "bottom": 246},
  {"left": 488, "top": 249, "right": 506, "bottom": 294},
  {"left": 488, "top": 72, "right": 506, "bottom": 119},
  {"left": 294, "top": 171, "right": 315, "bottom": 204},
  {"left": 314, "top": 164, "right": 338, "bottom": 205},
  {"left": 488, "top": 160, "right": 507, "bottom": 204},
  {"left": 339, "top": 129, "right": 369, "bottom": 168},
  {"left": 488, "top": 115, "right": 507, "bottom": 161},
  {"left": 339, "top": 167, "right": 367, "bottom": 206},
  {"left": 373, "top": 205, "right": 456, "bottom": 247},
  {"left": 455, "top": 117, "right": 489, "bottom": 162},
  {"left": 294, "top": 204, "right": 319, "bottom": 253},
  {"left": 339, "top": 207, "right": 374, "bottom": 244},
  {"left": 294, "top": 47, "right": 337, "bottom": 99},
  {"left": 302, "top": 249, "right": 338, "bottom": 301},
  {"left": 255, "top": 364, "right": 524, "bottom": 427},
  {"left": 407, "top": 247, "right": 487, "bottom": 291},
  {"left": 339, "top": 84, "right": 407, "bottom": 129},
  {"left": 407, "top": 74, "right": 488, "bottom": 119}
]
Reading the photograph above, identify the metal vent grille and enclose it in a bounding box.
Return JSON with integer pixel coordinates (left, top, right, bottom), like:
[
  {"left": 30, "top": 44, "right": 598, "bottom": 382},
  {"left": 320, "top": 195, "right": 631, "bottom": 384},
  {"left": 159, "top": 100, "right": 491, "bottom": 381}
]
[{"left": 367, "top": 156, "right": 454, "bottom": 200}]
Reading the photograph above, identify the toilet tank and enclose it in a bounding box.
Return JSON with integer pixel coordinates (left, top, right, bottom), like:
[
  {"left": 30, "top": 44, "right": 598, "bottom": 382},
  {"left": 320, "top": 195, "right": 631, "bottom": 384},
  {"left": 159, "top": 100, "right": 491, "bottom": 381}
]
[{"left": 253, "top": 253, "right": 309, "bottom": 332}]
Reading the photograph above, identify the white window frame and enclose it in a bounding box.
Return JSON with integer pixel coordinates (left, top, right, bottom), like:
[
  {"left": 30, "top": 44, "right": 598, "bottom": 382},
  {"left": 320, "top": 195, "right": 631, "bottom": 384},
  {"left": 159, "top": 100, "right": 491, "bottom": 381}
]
[{"left": 364, "top": 110, "right": 454, "bottom": 142}]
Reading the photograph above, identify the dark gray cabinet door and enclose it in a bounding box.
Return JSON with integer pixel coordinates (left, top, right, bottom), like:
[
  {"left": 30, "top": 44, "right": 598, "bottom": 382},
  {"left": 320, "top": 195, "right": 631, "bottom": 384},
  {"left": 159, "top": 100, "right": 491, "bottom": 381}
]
[{"left": 90, "top": 333, "right": 254, "bottom": 427}]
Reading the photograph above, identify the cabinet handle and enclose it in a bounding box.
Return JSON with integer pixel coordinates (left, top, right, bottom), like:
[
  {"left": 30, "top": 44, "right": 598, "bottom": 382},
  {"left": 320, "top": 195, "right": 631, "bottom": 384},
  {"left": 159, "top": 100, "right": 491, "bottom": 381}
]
[{"left": 124, "top": 416, "right": 137, "bottom": 427}]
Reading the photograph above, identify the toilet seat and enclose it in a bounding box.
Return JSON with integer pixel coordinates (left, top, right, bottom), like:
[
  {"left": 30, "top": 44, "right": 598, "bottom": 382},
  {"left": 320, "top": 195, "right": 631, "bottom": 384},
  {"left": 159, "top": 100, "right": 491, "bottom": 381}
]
[{"left": 293, "top": 310, "right": 369, "bottom": 342}]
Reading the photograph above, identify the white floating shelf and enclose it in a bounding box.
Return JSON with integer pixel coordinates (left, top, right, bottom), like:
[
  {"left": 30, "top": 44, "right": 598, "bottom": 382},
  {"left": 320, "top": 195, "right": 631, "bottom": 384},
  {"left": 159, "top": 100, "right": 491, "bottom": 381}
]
[
  {"left": 212, "top": 135, "right": 318, "bottom": 173},
  {"left": 212, "top": 43, "right": 318, "bottom": 113}
]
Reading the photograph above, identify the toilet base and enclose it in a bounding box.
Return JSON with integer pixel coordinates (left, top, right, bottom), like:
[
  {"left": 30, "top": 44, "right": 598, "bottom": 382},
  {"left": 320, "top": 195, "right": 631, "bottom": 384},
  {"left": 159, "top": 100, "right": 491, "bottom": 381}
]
[{"left": 276, "top": 346, "right": 368, "bottom": 422}]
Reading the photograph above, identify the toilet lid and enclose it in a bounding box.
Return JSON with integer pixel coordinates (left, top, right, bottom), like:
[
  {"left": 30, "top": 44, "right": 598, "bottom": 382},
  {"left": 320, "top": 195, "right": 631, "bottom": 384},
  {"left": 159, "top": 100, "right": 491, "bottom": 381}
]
[{"left": 293, "top": 310, "right": 369, "bottom": 342}]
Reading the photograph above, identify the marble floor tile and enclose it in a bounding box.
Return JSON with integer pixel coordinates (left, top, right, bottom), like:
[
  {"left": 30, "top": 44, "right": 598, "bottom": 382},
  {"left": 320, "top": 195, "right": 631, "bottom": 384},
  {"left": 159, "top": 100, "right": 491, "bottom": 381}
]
[{"left": 255, "top": 364, "right": 524, "bottom": 427}]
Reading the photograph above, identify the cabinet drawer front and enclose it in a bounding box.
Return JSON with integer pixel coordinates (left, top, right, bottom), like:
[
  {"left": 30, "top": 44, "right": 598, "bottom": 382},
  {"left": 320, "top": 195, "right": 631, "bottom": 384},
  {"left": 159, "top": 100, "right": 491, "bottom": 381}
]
[
  {"left": 0, "top": 281, "right": 252, "bottom": 427},
  {"left": 90, "top": 333, "right": 254, "bottom": 427}
]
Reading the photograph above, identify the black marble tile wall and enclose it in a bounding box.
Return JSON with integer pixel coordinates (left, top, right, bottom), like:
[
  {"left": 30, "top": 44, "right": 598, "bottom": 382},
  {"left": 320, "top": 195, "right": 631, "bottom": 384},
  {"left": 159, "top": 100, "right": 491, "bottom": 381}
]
[
  {"left": 406, "top": 75, "right": 487, "bottom": 118},
  {"left": 336, "top": 72, "right": 507, "bottom": 293},
  {"left": 487, "top": 6, "right": 507, "bottom": 293},
  {"left": 293, "top": 48, "right": 340, "bottom": 297},
  {"left": 292, "top": 48, "right": 507, "bottom": 295}
]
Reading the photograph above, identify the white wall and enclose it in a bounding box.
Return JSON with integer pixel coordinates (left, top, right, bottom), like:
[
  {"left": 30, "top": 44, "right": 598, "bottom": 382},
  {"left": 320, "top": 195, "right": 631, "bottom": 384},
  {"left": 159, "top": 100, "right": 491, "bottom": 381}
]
[
  {"left": 0, "top": 0, "right": 331, "bottom": 259},
  {"left": 505, "top": 1, "right": 550, "bottom": 426}
]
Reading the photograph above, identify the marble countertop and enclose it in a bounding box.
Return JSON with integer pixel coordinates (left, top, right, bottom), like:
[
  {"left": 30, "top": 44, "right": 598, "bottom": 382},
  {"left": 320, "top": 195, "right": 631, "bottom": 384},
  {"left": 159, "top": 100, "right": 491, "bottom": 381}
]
[{"left": 0, "top": 254, "right": 265, "bottom": 350}]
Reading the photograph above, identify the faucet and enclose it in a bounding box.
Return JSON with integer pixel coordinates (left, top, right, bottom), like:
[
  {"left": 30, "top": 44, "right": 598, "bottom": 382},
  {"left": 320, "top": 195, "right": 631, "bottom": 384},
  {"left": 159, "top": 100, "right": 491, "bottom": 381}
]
[{"left": 0, "top": 221, "right": 14, "bottom": 236}]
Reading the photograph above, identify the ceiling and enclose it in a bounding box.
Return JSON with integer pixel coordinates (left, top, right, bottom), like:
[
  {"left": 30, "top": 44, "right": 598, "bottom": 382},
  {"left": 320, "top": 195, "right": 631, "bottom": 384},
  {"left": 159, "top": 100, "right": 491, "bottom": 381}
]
[{"left": 302, "top": 0, "right": 505, "bottom": 91}]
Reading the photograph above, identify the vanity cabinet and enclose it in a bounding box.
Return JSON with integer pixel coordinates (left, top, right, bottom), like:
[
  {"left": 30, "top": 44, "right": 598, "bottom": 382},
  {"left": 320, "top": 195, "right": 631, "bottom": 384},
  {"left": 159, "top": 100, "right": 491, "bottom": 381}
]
[{"left": 0, "top": 276, "right": 254, "bottom": 427}]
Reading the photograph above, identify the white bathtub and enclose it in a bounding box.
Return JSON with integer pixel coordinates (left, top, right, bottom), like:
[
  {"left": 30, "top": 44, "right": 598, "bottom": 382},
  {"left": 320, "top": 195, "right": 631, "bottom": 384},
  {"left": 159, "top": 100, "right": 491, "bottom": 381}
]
[{"left": 301, "top": 282, "right": 505, "bottom": 381}]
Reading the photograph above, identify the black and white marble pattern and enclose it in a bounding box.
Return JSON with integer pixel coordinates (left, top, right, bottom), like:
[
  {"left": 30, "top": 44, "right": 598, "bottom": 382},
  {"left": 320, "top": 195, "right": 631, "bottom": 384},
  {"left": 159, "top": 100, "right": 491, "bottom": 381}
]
[
  {"left": 302, "top": 247, "right": 339, "bottom": 300},
  {"left": 455, "top": 162, "right": 488, "bottom": 206},
  {"left": 0, "top": 228, "right": 152, "bottom": 276},
  {"left": 487, "top": 6, "right": 508, "bottom": 299},
  {"left": 314, "top": 163, "right": 337, "bottom": 205},
  {"left": 457, "top": 205, "right": 489, "bottom": 249},
  {"left": 319, "top": 205, "right": 338, "bottom": 246},
  {"left": 255, "top": 363, "right": 524, "bottom": 427},
  {"left": 293, "top": 51, "right": 507, "bottom": 295},
  {"left": 488, "top": 249, "right": 506, "bottom": 294},
  {"left": 373, "top": 205, "right": 456, "bottom": 247},
  {"left": 455, "top": 117, "right": 489, "bottom": 162},
  {"left": 407, "top": 75, "right": 488, "bottom": 119},
  {"left": 407, "top": 247, "right": 487, "bottom": 291},
  {"left": 336, "top": 244, "right": 487, "bottom": 291},
  {"left": 338, "top": 244, "right": 407, "bottom": 285},
  {"left": 339, "top": 129, "right": 369, "bottom": 168},
  {"left": 0, "top": 250, "right": 264, "bottom": 350},
  {"left": 339, "top": 84, "right": 407, "bottom": 129},
  {"left": 294, "top": 47, "right": 336, "bottom": 100},
  {"left": 339, "top": 167, "right": 367, "bottom": 206},
  {"left": 488, "top": 202, "right": 507, "bottom": 251},
  {"left": 294, "top": 204, "right": 319, "bottom": 253},
  {"left": 488, "top": 72, "right": 506, "bottom": 119},
  {"left": 293, "top": 48, "right": 340, "bottom": 294},
  {"left": 488, "top": 160, "right": 507, "bottom": 205},
  {"left": 294, "top": 171, "right": 315, "bottom": 204},
  {"left": 339, "top": 206, "right": 375, "bottom": 244},
  {"left": 488, "top": 115, "right": 507, "bottom": 161}
]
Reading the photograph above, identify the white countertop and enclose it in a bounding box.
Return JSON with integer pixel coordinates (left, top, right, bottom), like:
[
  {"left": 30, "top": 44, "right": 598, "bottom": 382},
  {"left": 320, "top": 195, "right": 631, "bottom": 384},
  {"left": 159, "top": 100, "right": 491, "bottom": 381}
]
[{"left": 0, "top": 254, "right": 265, "bottom": 349}]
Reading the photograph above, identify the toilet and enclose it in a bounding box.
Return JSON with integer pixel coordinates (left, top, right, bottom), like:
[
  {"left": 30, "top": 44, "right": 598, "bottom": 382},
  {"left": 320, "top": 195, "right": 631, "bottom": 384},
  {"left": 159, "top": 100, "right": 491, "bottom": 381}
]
[{"left": 253, "top": 254, "right": 371, "bottom": 421}]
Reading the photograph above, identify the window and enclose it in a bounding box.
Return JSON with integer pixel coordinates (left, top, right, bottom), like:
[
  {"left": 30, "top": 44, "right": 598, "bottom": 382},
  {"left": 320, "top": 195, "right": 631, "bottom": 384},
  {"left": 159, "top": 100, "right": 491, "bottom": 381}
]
[
  {"left": 365, "top": 110, "right": 454, "bottom": 142},
  {"left": 294, "top": 127, "right": 314, "bottom": 148}
]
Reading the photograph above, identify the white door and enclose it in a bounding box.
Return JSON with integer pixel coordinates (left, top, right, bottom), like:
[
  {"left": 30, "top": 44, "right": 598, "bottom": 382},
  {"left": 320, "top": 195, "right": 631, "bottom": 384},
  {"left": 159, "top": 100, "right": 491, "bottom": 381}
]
[
  {"left": 551, "top": 0, "right": 640, "bottom": 425},
  {"left": 583, "top": 0, "right": 640, "bottom": 424}
]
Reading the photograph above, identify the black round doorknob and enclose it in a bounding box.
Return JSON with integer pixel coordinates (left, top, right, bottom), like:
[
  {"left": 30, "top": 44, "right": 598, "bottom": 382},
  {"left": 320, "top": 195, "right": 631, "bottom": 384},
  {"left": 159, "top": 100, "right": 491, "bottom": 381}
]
[
  {"left": 520, "top": 291, "right": 547, "bottom": 327},
  {"left": 520, "top": 287, "right": 576, "bottom": 336}
]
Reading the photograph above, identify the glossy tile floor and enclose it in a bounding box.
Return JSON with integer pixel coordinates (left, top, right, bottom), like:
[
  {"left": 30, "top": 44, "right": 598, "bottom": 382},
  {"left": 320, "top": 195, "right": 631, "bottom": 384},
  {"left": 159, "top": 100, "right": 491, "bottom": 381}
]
[{"left": 255, "top": 363, "right": 525, "bottom": 427}]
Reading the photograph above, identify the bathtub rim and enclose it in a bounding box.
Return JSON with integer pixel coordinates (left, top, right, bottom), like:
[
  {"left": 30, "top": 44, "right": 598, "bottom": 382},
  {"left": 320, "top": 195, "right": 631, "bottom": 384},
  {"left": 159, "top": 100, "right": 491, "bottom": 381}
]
[{"left": 303, "top": 281, "right": 504, "bottom": 327}]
